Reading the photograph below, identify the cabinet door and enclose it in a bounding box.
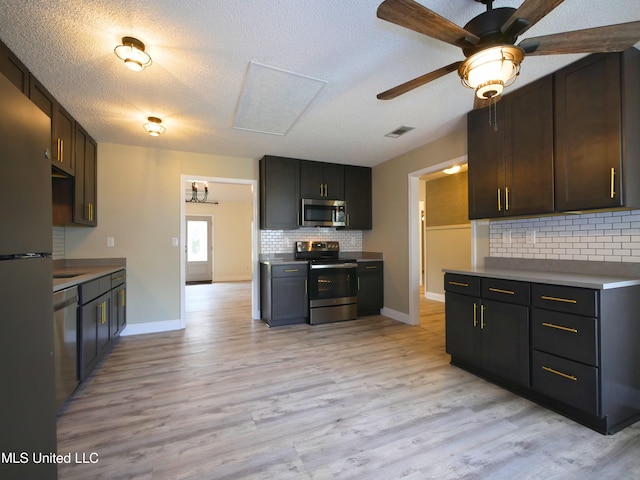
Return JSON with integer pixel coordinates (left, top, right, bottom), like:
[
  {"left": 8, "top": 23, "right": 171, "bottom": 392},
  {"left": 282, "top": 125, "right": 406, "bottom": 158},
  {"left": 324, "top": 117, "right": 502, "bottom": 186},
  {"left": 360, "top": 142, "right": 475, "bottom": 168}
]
[
  {"left": 555, "top": 53, "right": 623, "bottom": 211},
  {"left": 504, "top": 75, "right": 554, "bottom": 216},
  {"left": 481, "top": 299, "right": 530, "bottom": 387},
  {"left": 323, "top": 162, "right": 344, "bottom": 200},
  {"left": 111, "top": 283, "right": 126, "bottom": 336},
  {"left": 54, "top": 104, "right": 75, "bottom": 175},
  {"left": 97, "top": 293, "right": 111, "bottom": 354},
  {"left": 467, "top": 104, "right": 505, "bottom": 219},
  {"left": 0, "top": 39, "right": 29, "bottom": 94},
  {"left": 445, "top": 292, "right": 482, "bottom": 366},
  {"left": 300, "top": 160, "right": 325, "bottom": 198},
  {"left": 260, "top": 156, "right": 300, "bottom": 229},
  {"left": 357, "top": 262, "right": 383, "bottom": 315},
  {"left": 74, "top": 124, "right": 97, "bottom": 226},
  {"left": 272, "top": 276, "right": 308, "bottom": 321},
  {"left": 344, "top": 165, "right": 372, "bottom": 230},
  {"left": 29, "top": 75, "right": 75, "bottom": 175}
]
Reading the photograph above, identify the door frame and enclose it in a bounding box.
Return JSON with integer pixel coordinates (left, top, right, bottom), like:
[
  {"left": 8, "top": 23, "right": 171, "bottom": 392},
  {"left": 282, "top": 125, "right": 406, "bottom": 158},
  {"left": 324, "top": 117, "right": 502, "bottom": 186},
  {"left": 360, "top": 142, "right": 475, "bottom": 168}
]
[
  {"left": 408, "top": 154, "right": 484, "bottom": 326},
  {"left": 179, "top": 174, "right": 260, "bottom": 328}
]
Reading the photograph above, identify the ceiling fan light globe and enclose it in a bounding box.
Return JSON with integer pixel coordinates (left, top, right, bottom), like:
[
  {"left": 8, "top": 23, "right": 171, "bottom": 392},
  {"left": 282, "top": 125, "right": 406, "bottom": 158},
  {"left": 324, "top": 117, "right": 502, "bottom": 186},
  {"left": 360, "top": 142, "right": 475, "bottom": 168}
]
[{"left": 459, "top": 45, "right": 523, "bottom": 95}]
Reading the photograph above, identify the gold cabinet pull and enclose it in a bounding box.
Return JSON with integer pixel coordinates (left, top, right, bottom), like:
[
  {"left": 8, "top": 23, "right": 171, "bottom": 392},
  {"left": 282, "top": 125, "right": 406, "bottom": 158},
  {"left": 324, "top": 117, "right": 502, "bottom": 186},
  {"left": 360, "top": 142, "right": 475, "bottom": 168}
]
[
  {"left": 60, "top": 139, "right": 64, "bottom": 163},
  {"left": 120, "top": 289, "right": 126, "bottom": 307},
  {"left": 473, "top": 302, "right": 477, "bottom": 327},
  {"left": 365, "top": 265, "right": 377, "bottom": 269},
  {"left": 497, "top": 188, "right": 502, "bottom": 212},
  {"left": 542, "top": 366, "right": 577, "bottom": 381},
  {"left": 488, "top": 287, "right": 515, "bottom": 295},
  {"left": 448, "top": 281, "right": 468, "bottom": 287},
  {"left": 480, "top": 304, "right": 485, "bottom": 329},
  {"left": 505, "top": 187, "right": 510, "bottom": 211},
  {"left": 540, "top": 295, "right": 577, "bottom": 304},
  {"left": 542, "top": 322, "right": 577, "bottom": 333},
  {"left": 284, "top": 269, "right": 299, "bottom": 273},
  {"left": 610, "top": 167, "right": 616, "bottom": 199}
]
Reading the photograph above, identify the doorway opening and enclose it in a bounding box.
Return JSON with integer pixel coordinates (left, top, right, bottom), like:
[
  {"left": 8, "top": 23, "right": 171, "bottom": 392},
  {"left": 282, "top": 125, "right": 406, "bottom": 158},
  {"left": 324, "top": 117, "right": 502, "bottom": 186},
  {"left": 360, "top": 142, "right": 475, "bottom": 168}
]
[
  {"left": 185, "top": 215, "right": 213, "bottom": 284},
  {"left": 408, "top": 154, "right": 487, "bottom": 326},
  {"left": 179, "top": 175, "right": 260, "bottom": 328}
]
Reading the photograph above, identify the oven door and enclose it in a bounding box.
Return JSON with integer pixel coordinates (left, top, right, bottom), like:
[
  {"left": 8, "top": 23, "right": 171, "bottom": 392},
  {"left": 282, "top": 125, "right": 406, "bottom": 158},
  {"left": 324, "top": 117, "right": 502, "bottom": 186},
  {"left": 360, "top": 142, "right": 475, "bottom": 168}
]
[{"left": 308, "top": 262, "right": 358, "bottom": 307}]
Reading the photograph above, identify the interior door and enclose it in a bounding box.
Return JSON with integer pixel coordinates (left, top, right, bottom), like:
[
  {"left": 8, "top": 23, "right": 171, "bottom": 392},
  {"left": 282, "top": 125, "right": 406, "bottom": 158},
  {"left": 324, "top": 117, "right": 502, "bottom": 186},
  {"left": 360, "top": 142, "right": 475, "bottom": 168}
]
[{"left": 186, "top": 215, "right": 213, "bottom": 283}]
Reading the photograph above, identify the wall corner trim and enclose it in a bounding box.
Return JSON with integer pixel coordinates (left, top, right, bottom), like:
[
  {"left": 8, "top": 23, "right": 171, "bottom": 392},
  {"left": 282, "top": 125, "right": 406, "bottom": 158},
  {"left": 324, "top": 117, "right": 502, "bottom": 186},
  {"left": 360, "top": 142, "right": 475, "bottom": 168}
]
[{"left": 381, "top": 307, "right": 412, "bottom": 325}]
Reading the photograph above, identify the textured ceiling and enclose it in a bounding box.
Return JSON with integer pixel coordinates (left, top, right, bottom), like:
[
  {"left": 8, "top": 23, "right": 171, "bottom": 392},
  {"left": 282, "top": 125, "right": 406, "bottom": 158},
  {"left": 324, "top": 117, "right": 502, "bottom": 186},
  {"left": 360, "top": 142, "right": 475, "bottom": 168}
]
[{"left": 1, "top": 0, "right": 639, "bottom": 167}]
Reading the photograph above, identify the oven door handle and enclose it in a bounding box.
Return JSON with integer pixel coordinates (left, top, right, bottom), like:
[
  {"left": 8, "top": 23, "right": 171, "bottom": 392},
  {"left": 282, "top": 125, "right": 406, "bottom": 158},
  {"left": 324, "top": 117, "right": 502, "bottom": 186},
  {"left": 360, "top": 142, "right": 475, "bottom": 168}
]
[{"left": 309, "top": 263, "right": 358, "bottom": 270}]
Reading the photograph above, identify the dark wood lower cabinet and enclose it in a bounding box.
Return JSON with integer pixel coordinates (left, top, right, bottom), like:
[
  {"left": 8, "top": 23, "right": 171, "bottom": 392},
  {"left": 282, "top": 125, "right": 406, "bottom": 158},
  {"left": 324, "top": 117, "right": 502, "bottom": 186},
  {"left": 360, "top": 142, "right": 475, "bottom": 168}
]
[
  {"left": 78, "top": 272, "right": 125, "bottom": 380},
  {"left": 357, "top": 261, "right": 383, "bottom": 315},
  {"left": 260, "top": 263, "right": 308, "bottom": 326},
  {"left": 445, "top": 271, "right": 640, "bottom": 434}
]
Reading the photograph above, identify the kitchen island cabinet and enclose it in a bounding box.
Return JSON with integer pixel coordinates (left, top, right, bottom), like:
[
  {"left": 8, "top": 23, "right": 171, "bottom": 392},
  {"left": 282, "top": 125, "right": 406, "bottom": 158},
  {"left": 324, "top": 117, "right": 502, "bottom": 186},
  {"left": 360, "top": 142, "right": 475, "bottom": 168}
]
[{"left": 444, "top": 266, "right": 640, "bottom": 434}]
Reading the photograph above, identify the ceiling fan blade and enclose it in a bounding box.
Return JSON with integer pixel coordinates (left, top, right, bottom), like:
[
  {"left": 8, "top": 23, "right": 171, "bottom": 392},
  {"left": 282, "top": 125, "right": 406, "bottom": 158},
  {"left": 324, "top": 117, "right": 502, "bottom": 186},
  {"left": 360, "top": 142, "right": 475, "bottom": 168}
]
[
  {"left": 501, "top": 0, "right": 565, "bottom": 38},
  {"left": 473, "top": 94, "right": 502, "bottom": 110},
  {"left": 377, "top": 0, "right": 479, "bottom": 47},
  {"left": 377, "top": 61, "right": 462, "bottom": 100},
  {"left": 519, "top": 21, "right": 640, "bottom": 56}
]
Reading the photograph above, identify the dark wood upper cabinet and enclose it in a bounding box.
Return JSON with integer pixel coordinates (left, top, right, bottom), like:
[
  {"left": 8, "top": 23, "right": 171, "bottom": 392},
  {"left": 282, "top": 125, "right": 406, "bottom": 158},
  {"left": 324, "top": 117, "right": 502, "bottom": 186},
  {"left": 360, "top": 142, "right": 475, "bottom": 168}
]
[
  {"left": 300, "top": 160, "right": 344, "bottom": 200},
  {"left": 0, "top": 39, "right": 29, "bottom": 95},
  {"left": 554, "top": 49, "right": 640, "bottom": 212},
  {"left": 260, "top": 155, "right": 300, "bottom": 230},
  {"left": 74, "top": 124, "right": 97, "bottom": 226},
  {"left": 343, "top": 164, "right": 372, "bottom": 230},
  {"left": 468, "top": 75, "right": 554, "bottom": 220},
  {"left": 29, "top": 74, "right": 75, "bottom": 176}
]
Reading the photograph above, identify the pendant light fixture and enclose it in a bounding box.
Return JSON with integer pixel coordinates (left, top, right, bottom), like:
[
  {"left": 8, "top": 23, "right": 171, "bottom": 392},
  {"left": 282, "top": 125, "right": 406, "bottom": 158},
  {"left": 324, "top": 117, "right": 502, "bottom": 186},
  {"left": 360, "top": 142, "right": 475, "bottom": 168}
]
[
  {"left": 114, "top": 36, "right": 152, "bottom": 72},
  {"left": 143, "top": 117, "right": 166, "bottom": 136}
]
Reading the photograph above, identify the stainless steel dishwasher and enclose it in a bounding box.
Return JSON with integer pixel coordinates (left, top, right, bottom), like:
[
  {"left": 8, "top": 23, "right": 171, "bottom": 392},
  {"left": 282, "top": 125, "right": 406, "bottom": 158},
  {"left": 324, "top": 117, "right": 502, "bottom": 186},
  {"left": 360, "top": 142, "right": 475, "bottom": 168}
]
[{"left": 53, "top": 286, "right": 79, "bottom": 411}]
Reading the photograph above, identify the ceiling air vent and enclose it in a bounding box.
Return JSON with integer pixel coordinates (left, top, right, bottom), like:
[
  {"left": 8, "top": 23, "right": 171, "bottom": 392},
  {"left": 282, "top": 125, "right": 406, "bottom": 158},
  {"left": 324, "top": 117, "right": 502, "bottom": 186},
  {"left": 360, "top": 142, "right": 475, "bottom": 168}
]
[{"left": 385, "top": 125, "right": 415, "bottom": 138}]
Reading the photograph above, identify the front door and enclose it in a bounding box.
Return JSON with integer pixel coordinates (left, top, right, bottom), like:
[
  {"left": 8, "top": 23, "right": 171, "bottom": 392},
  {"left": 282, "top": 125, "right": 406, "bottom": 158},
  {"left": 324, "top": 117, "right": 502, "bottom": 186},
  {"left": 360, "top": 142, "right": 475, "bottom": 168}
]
[{"left": 186, "top": 215, "right": 212, "bottom": 283}]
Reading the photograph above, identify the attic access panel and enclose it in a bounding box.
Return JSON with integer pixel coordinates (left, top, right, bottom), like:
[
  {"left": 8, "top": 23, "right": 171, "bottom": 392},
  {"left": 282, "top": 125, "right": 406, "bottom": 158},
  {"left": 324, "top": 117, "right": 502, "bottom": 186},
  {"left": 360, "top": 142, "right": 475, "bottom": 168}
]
[{"left": 231, "top": 61, "right": 327, "bottom": 136}]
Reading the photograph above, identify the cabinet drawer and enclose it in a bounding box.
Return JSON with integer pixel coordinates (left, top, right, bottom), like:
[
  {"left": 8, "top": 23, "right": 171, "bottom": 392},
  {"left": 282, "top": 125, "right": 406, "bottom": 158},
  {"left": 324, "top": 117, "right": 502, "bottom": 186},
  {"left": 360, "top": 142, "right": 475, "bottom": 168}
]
[
  {"left": 481, "top": 278, "right": 530, "bottom": 306},
  {"left": 111, "top": 270, "right": 126, "bottom": 288},
  {"left": 532, "top": 308, "right": 598, "bottom": 366},
  {"left": 444, "top": 273, "right": 480, "bottom": 297},
  {"left": 532, "top": 350, "right": 599, "bottom": 415},
  {"left": 79, "top": 275, "right": 111, "bottom": 305},
  {"left": 532, "top": 283, "right": 597, "bottom": 317},
  {"left": 357, "top": 261, "right": 383, "bottom": 274},
  {"left": 271, "top": 264, "right": 308, "bottom": 278}
]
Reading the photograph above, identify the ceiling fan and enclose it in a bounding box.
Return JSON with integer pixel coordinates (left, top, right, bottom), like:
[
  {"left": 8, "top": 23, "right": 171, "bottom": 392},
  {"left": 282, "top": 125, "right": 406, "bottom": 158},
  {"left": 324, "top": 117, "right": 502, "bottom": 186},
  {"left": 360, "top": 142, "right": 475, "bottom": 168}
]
[{"left": 376, "top": 0, "right": 640, "bottom": 107}]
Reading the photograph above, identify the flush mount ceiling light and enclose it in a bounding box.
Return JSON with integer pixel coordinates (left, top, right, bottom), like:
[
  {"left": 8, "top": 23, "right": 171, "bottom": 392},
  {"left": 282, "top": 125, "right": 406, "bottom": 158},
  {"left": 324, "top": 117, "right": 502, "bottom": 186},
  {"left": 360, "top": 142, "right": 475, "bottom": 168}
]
[
  {"left": 114, "top": 36, "right": 152, "bottom": 72},
  {"left": 143, "top": 116, "right": 165, "bottom": 136},
  {"left": 458, "top": 45, "right": 524, "bottom": 99},
  {"left": 443, "top": 165, "right": 462, "bottom": 175}
]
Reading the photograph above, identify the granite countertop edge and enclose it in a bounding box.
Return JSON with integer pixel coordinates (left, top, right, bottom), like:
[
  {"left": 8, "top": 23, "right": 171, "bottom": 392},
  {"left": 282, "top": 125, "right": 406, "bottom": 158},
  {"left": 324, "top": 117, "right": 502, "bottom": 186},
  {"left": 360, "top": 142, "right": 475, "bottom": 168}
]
[
  {"left": 53, "top": 258, "right": 126, "bottom": 292},
  {"left": 442, "top": 266, "right": 640, "bottom": 290}
]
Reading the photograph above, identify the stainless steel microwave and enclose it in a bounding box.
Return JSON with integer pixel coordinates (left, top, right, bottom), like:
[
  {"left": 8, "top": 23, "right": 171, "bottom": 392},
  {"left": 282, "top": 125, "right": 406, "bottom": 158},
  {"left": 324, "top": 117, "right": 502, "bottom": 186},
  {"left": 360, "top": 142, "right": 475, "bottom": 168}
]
[{"left": 300, "top": 198, "right": 346, "bottom": 227}]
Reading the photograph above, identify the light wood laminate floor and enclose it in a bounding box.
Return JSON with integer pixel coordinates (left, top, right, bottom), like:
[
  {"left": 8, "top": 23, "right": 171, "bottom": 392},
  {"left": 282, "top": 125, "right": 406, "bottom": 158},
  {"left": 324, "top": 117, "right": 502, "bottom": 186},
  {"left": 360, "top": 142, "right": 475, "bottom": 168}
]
[{"left": 57, "top": 282, "right": 640, "bottom": 479}]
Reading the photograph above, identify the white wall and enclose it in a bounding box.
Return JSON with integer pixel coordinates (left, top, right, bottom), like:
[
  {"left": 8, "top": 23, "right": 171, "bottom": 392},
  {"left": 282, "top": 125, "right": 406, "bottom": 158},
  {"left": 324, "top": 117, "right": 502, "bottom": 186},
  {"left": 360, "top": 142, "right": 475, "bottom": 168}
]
[
  {"left": 64, "top": 143, "right": 258, "bottom": 327},
  {"left": 425, "top": 225, "right": 471, "bottom": 299},
  {"left": 185, "top": 201, "right": 253, "bottom": 282}
]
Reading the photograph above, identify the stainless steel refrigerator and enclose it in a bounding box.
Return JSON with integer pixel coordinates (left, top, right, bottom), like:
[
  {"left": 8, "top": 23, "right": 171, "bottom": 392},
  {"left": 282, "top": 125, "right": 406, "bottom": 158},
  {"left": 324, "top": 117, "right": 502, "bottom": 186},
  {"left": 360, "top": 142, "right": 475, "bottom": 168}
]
[{"left": 0, "top": 73, "right": 58, "bottom": 479}]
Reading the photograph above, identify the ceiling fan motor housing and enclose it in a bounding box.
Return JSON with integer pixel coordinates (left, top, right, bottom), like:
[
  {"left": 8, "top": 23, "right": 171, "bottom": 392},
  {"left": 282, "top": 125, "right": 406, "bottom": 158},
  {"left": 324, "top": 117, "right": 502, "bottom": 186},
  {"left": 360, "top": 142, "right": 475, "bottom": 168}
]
[{"left": 461, "top": 7, "right": 519, "bottom": 56}]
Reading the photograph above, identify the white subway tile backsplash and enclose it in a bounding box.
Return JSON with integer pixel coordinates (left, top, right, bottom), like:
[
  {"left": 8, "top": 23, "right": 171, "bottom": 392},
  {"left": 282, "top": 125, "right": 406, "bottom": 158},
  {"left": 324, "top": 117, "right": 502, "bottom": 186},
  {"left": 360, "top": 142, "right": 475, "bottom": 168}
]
[
  {"left": 260, "top": 228, "right": 363, "bottom": 255},
  {"left": 489, "top": 210, "right": 640, "bottom": 263}
]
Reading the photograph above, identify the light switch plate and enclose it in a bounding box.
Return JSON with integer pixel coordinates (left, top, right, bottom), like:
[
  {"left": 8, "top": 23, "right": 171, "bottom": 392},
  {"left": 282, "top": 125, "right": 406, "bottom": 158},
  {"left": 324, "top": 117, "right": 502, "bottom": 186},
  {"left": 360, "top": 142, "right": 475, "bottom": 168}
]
[
  {"left": 502, "top": 230, "right": 511, "bottom": 246},
  {"left": 172, "top": 237, "right": 179, "bottom": 247},
  {"left": 526, "top": 230, "right": 536, "bottom": 245},
  {"left": 107, "top": 237, "right": 115, "bottom": 247}
]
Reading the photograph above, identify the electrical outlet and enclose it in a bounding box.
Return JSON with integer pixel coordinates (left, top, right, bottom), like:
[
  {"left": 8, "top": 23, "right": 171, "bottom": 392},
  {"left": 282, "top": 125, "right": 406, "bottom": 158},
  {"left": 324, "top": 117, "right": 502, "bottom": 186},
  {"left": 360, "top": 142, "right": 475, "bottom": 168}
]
[
  {"left": 107, "top": 237, "right": 115, "bottom": 247},
  {"left": 502, "top": 230, "right": 511, "bottom": 246}
]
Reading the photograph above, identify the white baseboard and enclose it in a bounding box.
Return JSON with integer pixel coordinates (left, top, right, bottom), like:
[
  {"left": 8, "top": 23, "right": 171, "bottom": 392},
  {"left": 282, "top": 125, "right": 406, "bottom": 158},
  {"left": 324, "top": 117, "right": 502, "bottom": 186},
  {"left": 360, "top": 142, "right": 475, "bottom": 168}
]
[
  {"left": 213, "top": 275, "right": 252, "bottom": 282},
  {"left": 380, "top": 307, "right": 411, "bottom": 325},
  {"left": 120, "top": 319, "right": 183, "bottom": 336},
  {"left": 426, "top": 292, "right": 445, "bottom": 302}
]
